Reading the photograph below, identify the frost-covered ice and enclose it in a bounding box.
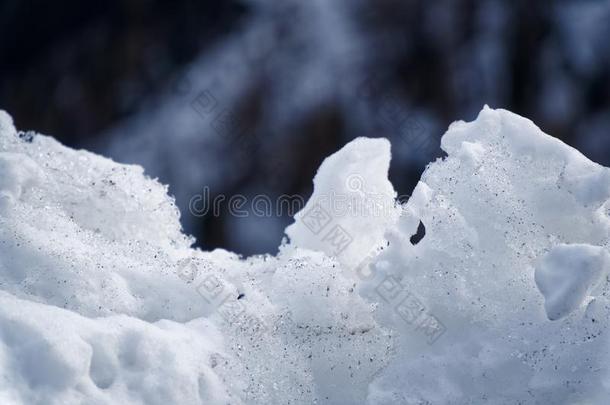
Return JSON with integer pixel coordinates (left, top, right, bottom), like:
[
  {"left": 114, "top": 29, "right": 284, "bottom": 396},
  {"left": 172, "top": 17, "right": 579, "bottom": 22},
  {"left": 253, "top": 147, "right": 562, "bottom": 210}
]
[{"left": 0, "top": 106, "right": 609, "bottom": 404}]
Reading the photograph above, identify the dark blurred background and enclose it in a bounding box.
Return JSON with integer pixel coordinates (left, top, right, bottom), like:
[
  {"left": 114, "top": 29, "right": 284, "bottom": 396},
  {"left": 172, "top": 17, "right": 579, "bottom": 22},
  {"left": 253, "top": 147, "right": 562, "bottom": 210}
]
[{"left": 1, "top": 0, "right": 609, "bottom": 256}]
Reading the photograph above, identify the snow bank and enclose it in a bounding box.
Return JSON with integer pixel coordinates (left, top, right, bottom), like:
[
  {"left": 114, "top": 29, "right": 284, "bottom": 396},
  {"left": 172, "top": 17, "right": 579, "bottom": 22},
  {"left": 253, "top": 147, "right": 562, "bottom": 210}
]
[{"left": 0, "top": 106, "right": 609, "bottom": 404}]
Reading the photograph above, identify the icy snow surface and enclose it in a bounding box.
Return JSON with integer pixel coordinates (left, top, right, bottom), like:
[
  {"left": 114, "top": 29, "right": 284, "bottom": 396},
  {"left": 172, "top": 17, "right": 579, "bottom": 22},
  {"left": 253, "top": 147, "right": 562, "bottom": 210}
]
[{"left": 0, "top": 106, "right": 609, "bottom": 404}]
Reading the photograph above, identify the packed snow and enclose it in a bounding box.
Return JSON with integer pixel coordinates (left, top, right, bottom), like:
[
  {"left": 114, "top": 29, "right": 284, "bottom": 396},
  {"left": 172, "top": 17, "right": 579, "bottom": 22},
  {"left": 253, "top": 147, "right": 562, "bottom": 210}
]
[
  {"left": 0, "top": 106, "right": 609, "bottom": 404},
  {"left": 535, "top": 244, "right": 610, "bottom": 321}
]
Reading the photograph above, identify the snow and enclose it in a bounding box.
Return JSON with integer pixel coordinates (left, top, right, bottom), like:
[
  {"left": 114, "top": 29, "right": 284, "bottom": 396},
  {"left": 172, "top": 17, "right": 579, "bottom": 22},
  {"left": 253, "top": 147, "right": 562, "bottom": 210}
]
[
  {"left": 535, "top": 244, "right": 610, "bottom": 321},
  {"left": 285, "top": 137, "right": 400, "bottom": 268},
  {"left": 1, "top": 106, "right": 609, "bottom": 404},
  {"left": 0, "top": 292, "right": 229, "bottom": 405}
]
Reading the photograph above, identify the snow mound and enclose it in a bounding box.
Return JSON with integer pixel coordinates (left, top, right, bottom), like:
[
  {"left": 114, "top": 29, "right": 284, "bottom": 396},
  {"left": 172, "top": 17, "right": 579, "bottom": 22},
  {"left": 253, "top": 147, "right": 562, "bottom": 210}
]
[{"left": 1, "top": 106, "right": 609, "bottom": 404}]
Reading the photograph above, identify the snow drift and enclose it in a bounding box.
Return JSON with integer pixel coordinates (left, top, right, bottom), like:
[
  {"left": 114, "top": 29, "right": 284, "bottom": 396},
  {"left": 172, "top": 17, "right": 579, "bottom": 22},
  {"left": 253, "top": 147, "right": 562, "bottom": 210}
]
[{"left": 0, "top": 106, "right": 608, "bottom": 404}]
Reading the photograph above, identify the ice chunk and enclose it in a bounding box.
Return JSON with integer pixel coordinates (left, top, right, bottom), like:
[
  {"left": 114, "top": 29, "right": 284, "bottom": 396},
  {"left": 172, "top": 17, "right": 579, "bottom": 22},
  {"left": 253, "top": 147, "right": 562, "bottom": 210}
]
[
  {"left": 535, "top": 244, "right": 610, "bottom": 320},
  {"left": 285, "top": 137, "right": 400, "bottom": 268}
]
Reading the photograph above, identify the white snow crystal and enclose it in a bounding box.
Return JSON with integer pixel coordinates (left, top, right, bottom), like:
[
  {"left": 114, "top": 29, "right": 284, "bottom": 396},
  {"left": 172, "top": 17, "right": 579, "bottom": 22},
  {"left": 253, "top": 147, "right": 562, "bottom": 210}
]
[{"left": 0, "top": 106, "right": 609, "bottom": 404}]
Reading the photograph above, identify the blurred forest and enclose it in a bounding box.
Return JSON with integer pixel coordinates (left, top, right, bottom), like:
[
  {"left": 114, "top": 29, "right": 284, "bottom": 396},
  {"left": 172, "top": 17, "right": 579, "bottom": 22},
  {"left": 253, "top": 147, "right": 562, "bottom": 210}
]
[{"left": 1, "top": 0, "right": 609, "bottom": 255}]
